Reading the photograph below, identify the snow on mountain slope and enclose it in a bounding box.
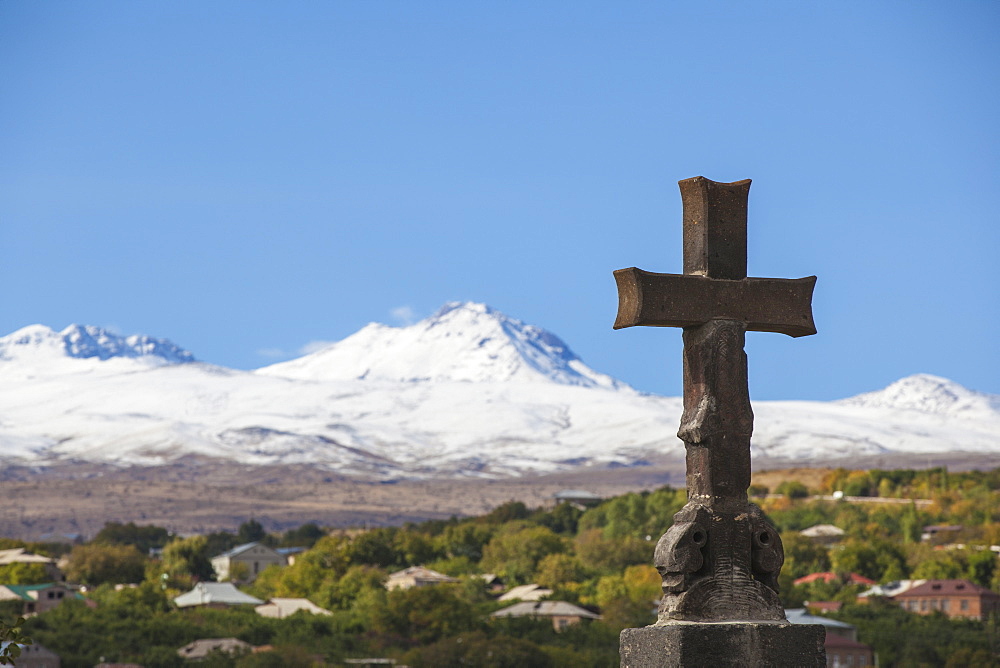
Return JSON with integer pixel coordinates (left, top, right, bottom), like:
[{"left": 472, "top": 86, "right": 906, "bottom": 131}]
[
  {"left": 0, "top": 308, "right": 997, "bottom": 477},
  {"left": 837, "top": 374, "right": 1000, "bottom": 419},
  {"left": 257, "top": 302, "right": 625, "bottom": 389}
]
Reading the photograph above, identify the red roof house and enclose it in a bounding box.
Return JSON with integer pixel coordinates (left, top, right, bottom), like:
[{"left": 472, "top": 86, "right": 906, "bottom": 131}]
[{"left": 893, "top": 579, "right": 1000, "bottom": 621}]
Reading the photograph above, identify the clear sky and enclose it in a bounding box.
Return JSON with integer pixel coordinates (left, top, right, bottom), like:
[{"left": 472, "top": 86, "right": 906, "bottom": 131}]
[{"left": 2, "top": 2, "right": 998, "bottom": 401}]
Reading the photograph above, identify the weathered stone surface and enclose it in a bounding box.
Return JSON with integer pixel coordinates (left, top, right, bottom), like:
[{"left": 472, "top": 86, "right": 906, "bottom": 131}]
[
  {"left": 613, "top": 176, "right": 824, "bottom": 666},
  {"left": 620, "top": 622, "right": 826, "bottom": 668},
  {"left": 612, "top": 270, "right": 816, "bottom": 337},
  {"left": 654, "top": 501, "right": 784, "bottom": 623}
]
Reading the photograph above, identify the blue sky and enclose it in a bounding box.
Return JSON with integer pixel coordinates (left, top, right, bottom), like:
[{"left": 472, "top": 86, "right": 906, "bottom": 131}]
[{"left": 2, "top": 2, "right": 997, "bottom": 401}]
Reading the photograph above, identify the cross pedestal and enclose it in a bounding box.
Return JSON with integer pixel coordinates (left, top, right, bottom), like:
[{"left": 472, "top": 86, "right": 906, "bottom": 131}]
[{"left": 614, "top": 177, "right": 825, "bottom": 667}]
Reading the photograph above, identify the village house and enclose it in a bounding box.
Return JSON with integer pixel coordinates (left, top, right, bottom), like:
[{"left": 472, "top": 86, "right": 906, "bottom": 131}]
[
  {"left": 804, "top": 601, "right": 842, "bottom": 614},
  {"left": 173, "top": 582, "right": 264, "bottom": 609},
  {"left": 892, "top": 579, "right": 1000, "bottom": 620},
  {"left": 491, "top": 600, "right": 601, "bottom": 631},
  {"left": 799, "top": 524, "right": 846, "bottom": 546},
  {"left": 0, "top": 583, "right": 78, "bottom": 616},
  {"left": 548, "top": 489, "right": 603, "bottom": 509},
  {"left": 498, "top": 583, "right": 554, "bottom": 602},
  {"left": 856, "top": 579, "right": 926, "bottom": 603},
  {"left": 786, "top": 608, "right": 874, "bottom": 667},
  {"left": 176, "top": 638, "right": 253, "bottom": 661},
  {"left": 384, "top": 566, "right": 457, "bottom": 590},
  {"left": 476, "top": 573, "right": 505, "bottom": 593},
  {"left": 824, "top": 634, "right": 875, "bottom": 668},
  {"left": 210, "top": 542, "right": 286, "bottom": 582},
  {"left": 920, "top": 524, "right": 963, "bottom": 543},
  {"left": 255, "top": 597, "right": 332, "bottom": 618},
  {"left": 275, "top": 546, "right": 307, "bottom": 565}
]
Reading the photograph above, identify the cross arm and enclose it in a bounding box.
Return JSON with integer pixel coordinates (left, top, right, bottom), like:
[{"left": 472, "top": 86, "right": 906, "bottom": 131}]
[{"left": 613, "top": 268, "right": 817, "bottom": 337}]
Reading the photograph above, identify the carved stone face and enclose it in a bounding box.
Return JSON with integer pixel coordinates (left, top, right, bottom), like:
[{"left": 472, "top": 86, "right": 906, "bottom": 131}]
[
  {"left": 749, "top": 509, "right": 784, "bottom": 592},
  {"left": 654, "top": 518, "right": 709, "bottom": 594}
]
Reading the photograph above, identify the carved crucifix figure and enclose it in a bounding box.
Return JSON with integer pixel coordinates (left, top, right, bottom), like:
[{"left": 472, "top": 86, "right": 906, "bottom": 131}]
[{"left": 614, "top": 177, "right": 816, "bottom": 623}]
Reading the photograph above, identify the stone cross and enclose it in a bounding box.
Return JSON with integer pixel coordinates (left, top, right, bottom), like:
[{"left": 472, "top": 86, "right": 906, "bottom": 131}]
[{"left": 615, "top": 177, "right": 825, "bottom": 667}]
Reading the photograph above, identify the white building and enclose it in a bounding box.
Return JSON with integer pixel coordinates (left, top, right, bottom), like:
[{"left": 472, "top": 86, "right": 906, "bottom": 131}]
[{"left": 211, "top": 542, "right": 286, "bottom": 582}]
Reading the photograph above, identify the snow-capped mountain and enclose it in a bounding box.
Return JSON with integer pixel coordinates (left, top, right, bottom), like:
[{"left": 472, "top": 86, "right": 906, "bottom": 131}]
[
  {"left": 0, "top": 324, "right": 194, "bottom": 367},
  {"left": 838, "top": 374, "right": 1000, "bottom": 419},
  {"left": 0, "top": 304, "right": 996, "bottom": 477},
  {"left": 257, "top": 302, "right": 624, "bottom": 389}
]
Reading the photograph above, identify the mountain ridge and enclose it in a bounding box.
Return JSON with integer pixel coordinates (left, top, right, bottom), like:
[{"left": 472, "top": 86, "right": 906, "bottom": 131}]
[
  {"left": 257, "top": 302, "right": 626, "bottom": 389},
  {"left": 0, "top": 303, "right": 996, "bottom": 478},
  {"left": 0, "top": 324, "right": 195, "bottom": 367}
]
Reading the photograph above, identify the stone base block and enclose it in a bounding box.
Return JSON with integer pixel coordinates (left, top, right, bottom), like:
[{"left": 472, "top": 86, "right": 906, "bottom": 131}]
[{"left": 620, "top": 621, "right": 826, "bottom": 667}]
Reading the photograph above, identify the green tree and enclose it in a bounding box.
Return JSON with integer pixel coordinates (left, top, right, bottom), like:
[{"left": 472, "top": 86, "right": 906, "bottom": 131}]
[
  {"left": 775, "top": 480, "right": 809, "bottom": 499},
  {"left": 436, "top": 522, "right": 494, "bottom": 562},
  {"left": 481, "top": 501, "right": 531, "bottom": 525},
  {"left": 588, "top": 564, "right": 660, "bottom": 631},
  {"left": 578, "top": 487, "right": 684, "bottom": 541},
  {"left": 365, "top": 583, "right": 483, "bottom": 644},
  {"left": 237, "top": 519, "right": 268, "bottom": 545},
  {"left": 574, "top": 529, "right": 650, "bottom": 575},
  {"left": 235, "top": 645, "right": 318, "bottom": 667},
  {"left": 315, "top": 564, "right": 386, "bottom": 611},
  {"left": 830, "top": 538, "right": 907, "bottom": 582},
  {"left": 480, "top": 526, "right": 567, "bottom": 584},
  {"left": 531, "top": 503, "right": 583, "bottom": 535},
  {"left": 346, "top": 528, "right": 402, "bottom": 569},
  {"left": 204, "top": 530, "right": 239, "bottom": 559},
  {"left": 279, "top": 523, "right": 325, "bottom": 548},
  {"left": 92, "top": 522, "right": 170, "bottom": 554},
  {"left": 401, "top": 630, "right": 553, "bottom": 668},
  {"left": 65, "top": 544, "right": 147, "bottom": 585},
  {"left": 966, "top": 549, "right": 997, "bottom": 588},
  {"left": 393, "top": 530, "right": 441, "bottom": 567},
  {"left": 911, "top": 550, "right": 965, "bottom": 580},
  {"left": 0, "top": 562, "right": 50, "bottom": 585},
  {"left": 841, "top": 471, "right": 875, "bottom": 497},
  {"left": 780, "top": 533, "right": 831, "bottom": 579},
  {"left": 250, "top": 534, "right": 352, "bottom": 601},
  {"left": 160, "top": 535, "right": 215, "bottom": 583},
  {"left": 0, "top": 617, "right": 29, "bottom": 666}
]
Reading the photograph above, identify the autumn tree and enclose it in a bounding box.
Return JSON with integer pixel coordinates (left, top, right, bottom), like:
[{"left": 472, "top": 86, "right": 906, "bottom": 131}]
[{"left": 534, "top": 553, "right": 588, "bottom": 590}]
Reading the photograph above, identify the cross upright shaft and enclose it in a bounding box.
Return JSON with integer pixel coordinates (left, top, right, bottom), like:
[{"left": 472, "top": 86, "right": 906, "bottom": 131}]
[{"left": 680, "top": 177, "right": 750, "bottom": 280}]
